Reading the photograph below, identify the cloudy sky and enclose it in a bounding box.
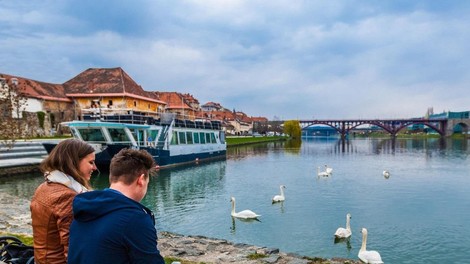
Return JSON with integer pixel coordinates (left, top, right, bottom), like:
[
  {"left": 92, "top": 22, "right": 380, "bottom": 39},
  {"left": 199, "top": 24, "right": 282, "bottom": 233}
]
[{"left": 1, "top": 1, "right": 469, "bottom": 120}]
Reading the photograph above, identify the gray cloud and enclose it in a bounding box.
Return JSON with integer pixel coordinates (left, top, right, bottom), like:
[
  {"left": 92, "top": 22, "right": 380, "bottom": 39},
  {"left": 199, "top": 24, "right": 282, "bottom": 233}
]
[{"left": 1, "top": 1, "right": 469, "bottom": 119}]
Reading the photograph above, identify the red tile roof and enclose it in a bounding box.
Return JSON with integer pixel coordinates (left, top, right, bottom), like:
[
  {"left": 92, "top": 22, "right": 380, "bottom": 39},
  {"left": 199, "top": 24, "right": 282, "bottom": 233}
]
[
  {"left": 0, "top": 73, "right": 71, "bottom": 102},
  {"left": 153, "top": 92, "right": 192, "bottom": 109},
  {"left": 63, "top": 67, "right": 164, "bottom": 103}
]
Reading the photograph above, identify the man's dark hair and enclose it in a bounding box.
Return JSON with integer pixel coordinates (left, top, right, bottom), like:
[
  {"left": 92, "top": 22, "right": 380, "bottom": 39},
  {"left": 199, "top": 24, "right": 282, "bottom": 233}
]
[{"left": 109, "top": 149, "right": 156, "bottom": 185}]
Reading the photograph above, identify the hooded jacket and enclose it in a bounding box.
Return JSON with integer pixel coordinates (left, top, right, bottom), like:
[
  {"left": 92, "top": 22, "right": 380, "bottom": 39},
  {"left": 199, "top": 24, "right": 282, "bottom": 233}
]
[{"left": 68, "top": 189, "right": 165, "bottom": 264}]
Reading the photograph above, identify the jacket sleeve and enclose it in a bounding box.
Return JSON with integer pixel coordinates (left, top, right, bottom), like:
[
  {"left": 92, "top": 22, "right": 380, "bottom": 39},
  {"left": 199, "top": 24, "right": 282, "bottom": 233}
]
[
  {"left": 54, "top": 190, "right": 76, "bottom": 258},
  {"left": 124, "top": 211, "right": 165, "bottom": 264}
]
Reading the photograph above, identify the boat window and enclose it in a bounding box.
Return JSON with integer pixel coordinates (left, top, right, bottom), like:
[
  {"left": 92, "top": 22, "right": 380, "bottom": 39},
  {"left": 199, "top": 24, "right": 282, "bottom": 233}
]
[
  {"left": 171, "top": 131, "right": 179, "bottom": 145},
  {"left": 205, "top": 133, "right": 211, "bottom": 144},
  {"left": 210, "top": 133, "right": 216, "bottom": 143},
  {"left": 199, "top": 132, "right": 206, "bottom": 144},
  {"left": 219, "top": 131, "right": 225, "bottom": 144},
  {"left": 147, "top": 130, "right": 159, "bottom": 145},
  {"left": 71, "top": 129, "right": 79, "bottom": 138},
  {"left": 179, "top": 131, "right": 187, "bottom": 144},
  {"left": 193, "top": 132, "right": 200, "bottom": 144},
  {"left": 77, "top": 128, "right": 106, "bottom": 143},
  {"left": 137, "top": 130, "right": 145, "bottom": 146},
  {"left": 108, "top": 128, "right": 130, "bottom": 143},
  {"left": 186, "top": 132, "right": 193, "bottom": 144}
]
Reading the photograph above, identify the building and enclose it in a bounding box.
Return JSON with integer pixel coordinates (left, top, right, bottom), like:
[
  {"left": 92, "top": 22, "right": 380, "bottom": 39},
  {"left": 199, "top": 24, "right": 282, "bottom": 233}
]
[
  {"left": 64, "top": 67, "right": 167, "bottom": 119},
  {"left": 153, "top": 92, "right": 198, "bottom": 120},
  {"left": 1, "top": 68, "right": 268, "bottom": 137}
]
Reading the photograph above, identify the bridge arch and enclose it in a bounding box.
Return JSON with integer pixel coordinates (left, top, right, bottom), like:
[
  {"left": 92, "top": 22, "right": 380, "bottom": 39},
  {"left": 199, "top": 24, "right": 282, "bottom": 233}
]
[
  {"left": 450, "top": 122, "right": 469, "bottom": 134},
  {"left": 300, "top": 119, "right": 448, "bottom": 138}
]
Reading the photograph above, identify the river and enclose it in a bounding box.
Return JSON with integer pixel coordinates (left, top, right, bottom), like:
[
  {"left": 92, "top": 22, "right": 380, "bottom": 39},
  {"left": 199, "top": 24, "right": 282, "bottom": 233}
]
[{"left": 1, "top": 137, "right": 469, "bottom": 263}]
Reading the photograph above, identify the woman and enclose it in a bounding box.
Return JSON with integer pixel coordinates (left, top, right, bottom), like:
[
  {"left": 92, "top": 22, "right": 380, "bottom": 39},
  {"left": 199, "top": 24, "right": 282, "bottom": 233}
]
[{"left": 30, "top": 139, "right": 97, "bottom": 264}]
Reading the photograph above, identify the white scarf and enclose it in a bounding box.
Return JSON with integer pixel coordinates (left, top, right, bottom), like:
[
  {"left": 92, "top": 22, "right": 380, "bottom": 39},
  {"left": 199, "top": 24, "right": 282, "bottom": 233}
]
[{"left": 45, "top": 170, "right": 89, "bottom": 193}]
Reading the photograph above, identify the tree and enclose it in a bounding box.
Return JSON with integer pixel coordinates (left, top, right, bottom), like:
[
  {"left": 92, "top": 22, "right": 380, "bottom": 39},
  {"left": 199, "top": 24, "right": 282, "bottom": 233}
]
[
  {"left": 0, "top": 77, "right": 28, "bottom": 149},
  {"left": 283, "top": 120, "right": 301, "bottom": 139}
]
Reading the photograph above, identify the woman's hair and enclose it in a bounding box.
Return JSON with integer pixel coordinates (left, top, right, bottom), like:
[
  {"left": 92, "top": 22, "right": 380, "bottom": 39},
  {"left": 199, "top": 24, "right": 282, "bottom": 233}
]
[
  {"left": 40, "top": 139, "right": 95, "bottom": 189},
  {"left": 109, "top": 148, "right": 155, "bottom": 185}
]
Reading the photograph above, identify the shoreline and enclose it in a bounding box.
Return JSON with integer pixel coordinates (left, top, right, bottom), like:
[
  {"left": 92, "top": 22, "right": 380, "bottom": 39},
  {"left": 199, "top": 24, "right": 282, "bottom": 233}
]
[{"left": 0, "top": 191, "right": 360, "bottom": 264}]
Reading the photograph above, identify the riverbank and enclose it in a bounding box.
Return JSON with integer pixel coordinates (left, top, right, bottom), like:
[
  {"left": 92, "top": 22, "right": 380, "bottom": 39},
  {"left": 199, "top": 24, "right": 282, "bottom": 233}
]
[
  {"left": 226, "top": 136, "right": 287, "bottom": 147},
  {"left": 0, "top": 191, "right": 360, "bottom": 264}
]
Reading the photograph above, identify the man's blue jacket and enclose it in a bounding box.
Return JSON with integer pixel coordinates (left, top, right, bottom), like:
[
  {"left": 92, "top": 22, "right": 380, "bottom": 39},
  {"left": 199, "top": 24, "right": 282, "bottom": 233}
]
[{"left": 68, "top": 189, "right": 165, "bottom": 264}]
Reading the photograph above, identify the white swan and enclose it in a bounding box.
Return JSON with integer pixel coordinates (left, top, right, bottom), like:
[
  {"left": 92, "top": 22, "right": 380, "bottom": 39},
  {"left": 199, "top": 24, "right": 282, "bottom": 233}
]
[
  {"left": 334, "top": 213, "right": 352, "bottom": 239},
  {"left": 325, "top": 165, "right": 333, "bottom": 174},
  {"left": 358, "top": 228, "right": 383, "bottom": 264},
  {"left": 317, "top": 167, "right": 330, "bottom": 177},
  {"left": 383, "top": 170, "right": 390, "bottom": 179},
  {"left": 272, "top": 185, "right": 286, "bottom": 203},
  {"left": 230, "top": 197, "right": 261, "bottom": 219}
]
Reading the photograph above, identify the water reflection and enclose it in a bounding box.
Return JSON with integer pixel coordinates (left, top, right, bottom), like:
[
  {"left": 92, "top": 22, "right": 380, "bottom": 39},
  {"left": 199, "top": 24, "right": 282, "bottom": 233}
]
[
  {"left": 305, "top": 136, "right": 469, "bottom": 157},
  {"left": 230, "top": 216, "right": 261, "bottom": 234},
  {"left": 272, "top": 201, "right": 285, "bottom": 214},
  {"left": 333, "top": 237, "right": 352, "bottom": 251},
  {"left": 284, "top": 139, "right": 302, "bottom": 154},
  {"left": 227, "top": 141, "right": 288, "bottom": 160},
  {"left": 0, "top": 173, "right": 42, "bottom": 199},
  {"left": 150, "top": 162, "right": 227, "bottom": 209}
]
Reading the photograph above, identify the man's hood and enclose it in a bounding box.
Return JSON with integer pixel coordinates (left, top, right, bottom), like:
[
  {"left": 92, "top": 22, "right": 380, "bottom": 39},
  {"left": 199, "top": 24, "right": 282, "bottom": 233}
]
[{"left": 73, "top": 189, "right": 143, "bottom": 222}]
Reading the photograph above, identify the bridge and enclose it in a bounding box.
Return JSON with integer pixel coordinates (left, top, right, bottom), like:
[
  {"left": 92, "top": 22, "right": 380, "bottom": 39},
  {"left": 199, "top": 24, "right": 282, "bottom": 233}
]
[{"left": 298, "top": 118, "right": 470, "bottom": 139}]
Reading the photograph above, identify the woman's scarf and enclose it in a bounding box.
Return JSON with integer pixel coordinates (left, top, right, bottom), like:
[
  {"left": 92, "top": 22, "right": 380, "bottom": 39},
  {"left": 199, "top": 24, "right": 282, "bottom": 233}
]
[{"left": 45, "top": 170, "right": 89, "bottom": 193}]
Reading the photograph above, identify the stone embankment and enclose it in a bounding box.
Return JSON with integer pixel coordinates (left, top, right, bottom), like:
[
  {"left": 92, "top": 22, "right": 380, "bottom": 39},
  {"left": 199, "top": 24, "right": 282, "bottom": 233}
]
[{"left": 158, "top": 231, "right": 361, "bottom": 264}]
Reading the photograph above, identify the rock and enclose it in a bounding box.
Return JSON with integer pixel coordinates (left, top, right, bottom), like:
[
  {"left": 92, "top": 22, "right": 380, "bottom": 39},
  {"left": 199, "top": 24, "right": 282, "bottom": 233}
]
[{"left": 157, "top": 231, "right": 362, "bottom": 264}]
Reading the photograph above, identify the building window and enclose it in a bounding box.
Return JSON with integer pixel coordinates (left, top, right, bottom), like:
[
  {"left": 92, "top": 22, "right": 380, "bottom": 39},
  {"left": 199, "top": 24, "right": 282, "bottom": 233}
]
[{"left": 134, "top": 101, "right": 137, "bottom": 107}]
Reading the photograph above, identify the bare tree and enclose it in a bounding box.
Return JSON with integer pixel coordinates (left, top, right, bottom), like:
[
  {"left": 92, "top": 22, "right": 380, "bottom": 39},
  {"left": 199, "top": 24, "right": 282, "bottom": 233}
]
[{"left": 0, "top": 77, "right": 28, "bottom": 149}]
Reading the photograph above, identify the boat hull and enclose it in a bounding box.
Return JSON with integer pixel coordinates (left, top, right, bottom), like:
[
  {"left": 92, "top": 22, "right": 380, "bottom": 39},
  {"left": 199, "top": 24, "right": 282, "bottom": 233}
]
[{"left": 43, "top": 142, "right": 226, "bottom": 171}]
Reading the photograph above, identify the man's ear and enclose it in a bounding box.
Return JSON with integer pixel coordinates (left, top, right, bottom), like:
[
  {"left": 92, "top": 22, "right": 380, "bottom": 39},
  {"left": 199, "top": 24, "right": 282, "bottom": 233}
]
[{"left": 136, "top": 173, "right": 145, "bottom": 186}]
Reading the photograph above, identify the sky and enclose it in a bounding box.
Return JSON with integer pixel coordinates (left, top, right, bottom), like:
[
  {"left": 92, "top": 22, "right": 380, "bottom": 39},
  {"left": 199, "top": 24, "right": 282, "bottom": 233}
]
[{"left": 1, "top": 1, "right": 470, "bottom": 120}]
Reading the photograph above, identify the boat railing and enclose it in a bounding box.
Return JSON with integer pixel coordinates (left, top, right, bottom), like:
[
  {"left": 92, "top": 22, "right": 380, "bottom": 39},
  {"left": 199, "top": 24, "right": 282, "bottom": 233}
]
[{"left": 81, "top": 110, "right": 222, "bottom": 130}]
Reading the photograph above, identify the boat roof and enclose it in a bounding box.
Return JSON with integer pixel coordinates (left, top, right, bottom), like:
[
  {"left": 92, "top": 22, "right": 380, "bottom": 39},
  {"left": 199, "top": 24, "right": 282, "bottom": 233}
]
[{"left": 62, "top": 121, "right": 151, "bottom": 129}]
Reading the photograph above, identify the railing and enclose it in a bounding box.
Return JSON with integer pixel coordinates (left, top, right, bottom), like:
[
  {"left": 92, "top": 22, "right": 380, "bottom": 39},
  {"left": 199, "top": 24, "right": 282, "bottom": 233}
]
[{"left": 81, "top": 110, "right": 222, "bottom": 130}]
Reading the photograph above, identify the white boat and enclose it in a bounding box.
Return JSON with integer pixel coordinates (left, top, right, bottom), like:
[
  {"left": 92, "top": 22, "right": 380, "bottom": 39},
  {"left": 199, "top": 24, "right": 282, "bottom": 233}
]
[{"left": 43, "top": 112, "right": 226, "bottom": 170}]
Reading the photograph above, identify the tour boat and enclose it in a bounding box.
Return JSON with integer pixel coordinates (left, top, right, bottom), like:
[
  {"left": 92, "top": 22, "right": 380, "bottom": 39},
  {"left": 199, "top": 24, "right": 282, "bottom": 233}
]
[{"left": 43, "top": 112, "right": 226, "bottom": 170}]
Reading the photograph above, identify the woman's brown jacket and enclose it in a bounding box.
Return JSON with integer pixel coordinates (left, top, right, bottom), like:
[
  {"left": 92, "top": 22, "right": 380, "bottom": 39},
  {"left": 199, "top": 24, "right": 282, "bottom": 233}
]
[{"left": 30, "top": 181, "right": 77, "bottom": 264}]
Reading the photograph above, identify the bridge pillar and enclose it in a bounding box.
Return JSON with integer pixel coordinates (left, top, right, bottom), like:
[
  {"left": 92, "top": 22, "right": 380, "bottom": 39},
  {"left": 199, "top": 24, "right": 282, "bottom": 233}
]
[{"left": 446, "top": 119, "right": 470, "bottom": 136}]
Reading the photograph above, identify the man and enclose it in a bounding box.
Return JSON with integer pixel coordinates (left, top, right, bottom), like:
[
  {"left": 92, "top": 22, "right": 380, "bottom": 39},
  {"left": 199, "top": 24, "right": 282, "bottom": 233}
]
[{"left": 68, "top": 148, "right": 165, "bottom": 264}]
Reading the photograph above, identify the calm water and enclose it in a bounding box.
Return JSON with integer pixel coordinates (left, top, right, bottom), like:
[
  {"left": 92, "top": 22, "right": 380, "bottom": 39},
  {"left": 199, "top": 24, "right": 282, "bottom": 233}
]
[{"left": 1, "top": 137, "right": 469, "bottom": 263}]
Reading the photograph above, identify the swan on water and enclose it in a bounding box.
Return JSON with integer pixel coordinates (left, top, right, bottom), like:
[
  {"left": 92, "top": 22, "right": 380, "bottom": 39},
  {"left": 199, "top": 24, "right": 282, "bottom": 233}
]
[
  {"left": 230, "top": 197, "right": 261, "bottom": 219},
  {"left": 325, "top": 165, "right": 333, "bottom": 174},
  {"left": 334, "top": 213, "right": 352, "bottom": 239},
  {"left": 317, "top": 167, "right": 330, "bottom": 177},
  {"left": 358, "top": 228, "right": 383, "bottom": 264},
  {"left": 272, "top": 185, "right": 286, "bottom": 203},
  {"left": 383, "top": 170, "right": 390, "bottom": 179}
]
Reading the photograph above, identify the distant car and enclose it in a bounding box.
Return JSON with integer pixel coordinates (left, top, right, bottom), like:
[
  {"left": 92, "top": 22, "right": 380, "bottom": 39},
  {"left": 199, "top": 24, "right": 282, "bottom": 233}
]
[{"left": 252, "top": 132, "right": 262, "bottom": 137}]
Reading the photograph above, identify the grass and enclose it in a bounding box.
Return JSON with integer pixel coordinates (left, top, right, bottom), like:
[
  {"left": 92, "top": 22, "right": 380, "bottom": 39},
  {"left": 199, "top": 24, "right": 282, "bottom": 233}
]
[
  {"left": 246, "top": 252, "right": 268, "bottom": 260},
  {"left": 164, "top": 257, "right": 205, "bottom": 264},
  {"left": 226, "top": 136, "right": 287, "bottom": 146},
  {"left": 0, "top": 232, "right": 34, "bottom": 246}
]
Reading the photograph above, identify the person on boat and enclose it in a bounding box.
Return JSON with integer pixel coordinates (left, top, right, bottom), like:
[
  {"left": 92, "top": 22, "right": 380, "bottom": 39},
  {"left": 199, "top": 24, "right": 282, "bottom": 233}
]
[
  {"left": 30, "top": 139, "right": 97, "bottom": 264},
  {"left": 68, "top": 148, "right": 165, "bottom": 264},
  {"left": 147, "top": 135, "right": 154, "bottom": 146}
]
